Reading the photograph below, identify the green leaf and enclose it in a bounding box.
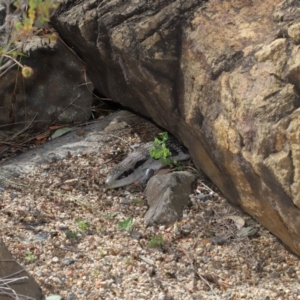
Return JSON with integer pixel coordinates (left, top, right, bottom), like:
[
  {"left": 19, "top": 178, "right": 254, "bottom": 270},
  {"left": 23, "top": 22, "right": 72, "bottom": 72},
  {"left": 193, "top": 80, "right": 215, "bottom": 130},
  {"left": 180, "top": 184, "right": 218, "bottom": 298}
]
[
  {"left": 65, "top": 231, "right": 78, "bottom": 239},
  {"left": 153, "top": 137, "right": 162, "bottom": 146},
  {"left": 150, "top": 132, "right": 174, "bottom": 166},
  {"left": 24, "top": 250, "right": 37, "bottom": 262},
  {"left": 8, "top": 50, "right": 27, "bottom": 57},
  {"left": 75, "top": 219, "right": 89, "bottom": 231},
  {"left": 158, "top": 132, "right": 169, "bottom": 142},
  {"left": 133, "top": 198, "right": 141, "bottom": 205},
  {"left": 50, "top": 127, "right": 74, "bottom": 140},
  {"left": 118, "top": 218, "right": 133, "bottom": 231},
  {"left": 149, "top": 234, "right": 164, "bottom": 248}
]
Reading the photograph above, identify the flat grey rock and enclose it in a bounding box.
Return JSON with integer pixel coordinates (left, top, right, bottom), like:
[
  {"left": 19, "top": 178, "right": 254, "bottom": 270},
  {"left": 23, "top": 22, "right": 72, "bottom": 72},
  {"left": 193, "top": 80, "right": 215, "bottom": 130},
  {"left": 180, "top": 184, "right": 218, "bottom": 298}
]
[{"left": 0, "top": 111, "right": 137, "bottom": 178}]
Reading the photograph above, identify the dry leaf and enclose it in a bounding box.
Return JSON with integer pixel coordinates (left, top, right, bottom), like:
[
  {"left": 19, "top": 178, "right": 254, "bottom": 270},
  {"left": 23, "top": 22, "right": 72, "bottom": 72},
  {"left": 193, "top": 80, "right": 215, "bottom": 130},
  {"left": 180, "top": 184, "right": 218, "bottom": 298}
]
[{"left": 35, "top": 130, "right": 51, "bottom": 140}]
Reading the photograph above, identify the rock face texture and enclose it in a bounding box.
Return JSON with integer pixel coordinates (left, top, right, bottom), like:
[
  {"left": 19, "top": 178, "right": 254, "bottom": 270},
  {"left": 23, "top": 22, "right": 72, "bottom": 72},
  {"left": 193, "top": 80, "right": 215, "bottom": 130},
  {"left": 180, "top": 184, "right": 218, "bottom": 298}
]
[
  {"left": 0, "top": 34, "right": 93, "bottom": 130},
  {"left": 52, "top": 0, "right": 300, "bottom": 255}
]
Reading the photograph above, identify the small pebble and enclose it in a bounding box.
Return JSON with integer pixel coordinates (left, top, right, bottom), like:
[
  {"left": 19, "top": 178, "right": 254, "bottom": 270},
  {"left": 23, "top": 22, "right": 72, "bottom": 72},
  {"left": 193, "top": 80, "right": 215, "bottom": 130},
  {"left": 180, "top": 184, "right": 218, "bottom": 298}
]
[
  {"left": 211, "top": 237, "right": 228, "bottom": 245},
  {"left": 62, "top": 258, "right": 75, "bottom": 265},
  {"left": 196, "top": 193, "right": 210, "bottom": 201},
  {"left": 119, "top": 198, "right": 130, "bottom": 204},
  {"left": 52, "top": 257, "right": 59, "bottom": 263},
  {"left": 66, "top": 292, "right": 76, "bottom": 300},
  {"left": 130, "top": 230, "right": 142, "bottom": 240}
]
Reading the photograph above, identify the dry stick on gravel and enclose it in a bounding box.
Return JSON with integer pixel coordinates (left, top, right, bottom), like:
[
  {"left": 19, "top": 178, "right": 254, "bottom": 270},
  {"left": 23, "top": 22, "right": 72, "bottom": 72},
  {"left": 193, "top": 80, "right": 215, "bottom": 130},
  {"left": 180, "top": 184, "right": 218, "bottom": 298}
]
[
  {"left": 0, "top": 114, "right": 38, "bottom": 159},
  {"left": 0, "top": 275, "right": 35, "bottom": 300},
  {"left": 179, "top": 247, "right": 221, "bottom": 300},
  {"left": 2, "top": 269, "right": 29, "bottom": 279},
  {"left": 5, "top": 113, "right": 38, "bottom": 142},
  {"left": 103, "top": 133, "right": 137, "bottom": 150},
  {"left": 197, "top": 180, "right": 216, "bottom": 195}
]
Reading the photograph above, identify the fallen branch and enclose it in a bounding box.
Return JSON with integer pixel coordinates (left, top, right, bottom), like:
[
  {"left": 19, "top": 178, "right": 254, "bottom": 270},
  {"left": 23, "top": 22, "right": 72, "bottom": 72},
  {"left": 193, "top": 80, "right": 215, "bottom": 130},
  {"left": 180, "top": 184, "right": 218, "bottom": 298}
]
[{"left": 0, "top": 275, "right": 35, "bottom": 300}]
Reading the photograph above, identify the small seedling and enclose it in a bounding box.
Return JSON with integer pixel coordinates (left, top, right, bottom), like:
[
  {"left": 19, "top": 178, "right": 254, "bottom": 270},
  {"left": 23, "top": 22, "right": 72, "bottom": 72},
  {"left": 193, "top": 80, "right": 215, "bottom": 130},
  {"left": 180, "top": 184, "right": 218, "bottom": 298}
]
[
  {"left": 25, "top": 250, "right": 37, "bottom": 262},
  {"left": 65, "top": 230, "right": 78, "bottom": 239},
  {"left": 133, "top": 198, "right": 142, "bottom": 205},
  {"left": 174, "top": 166, "right": 184, "bottom": 171},
  {"left": 148, "top": 234, "right": 164, "bottom": 248},
  {"left": 118, "top": 218, "right": 133, "bottom": 232},
  {"left": 105, "top": 212, "right": 117, "bottom": 219},
  {"left": 75, "top": 219, "right": 89, "bottom": 231},
  {"left": 124, "top": 258, "right": 133, "bottom": 265},
  {"left": 99, "top": 249, "right": 107, "bottom": 257},
  {"left": 150, "top": 132, "right": 177, "bottom": 166}
]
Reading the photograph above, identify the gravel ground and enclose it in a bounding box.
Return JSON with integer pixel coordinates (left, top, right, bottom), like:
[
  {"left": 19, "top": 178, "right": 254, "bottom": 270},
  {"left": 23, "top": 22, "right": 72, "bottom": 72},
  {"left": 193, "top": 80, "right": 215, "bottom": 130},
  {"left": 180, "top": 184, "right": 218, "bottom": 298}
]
[{"left": 1, "top": 125, "right": 300, "bottom": 300}]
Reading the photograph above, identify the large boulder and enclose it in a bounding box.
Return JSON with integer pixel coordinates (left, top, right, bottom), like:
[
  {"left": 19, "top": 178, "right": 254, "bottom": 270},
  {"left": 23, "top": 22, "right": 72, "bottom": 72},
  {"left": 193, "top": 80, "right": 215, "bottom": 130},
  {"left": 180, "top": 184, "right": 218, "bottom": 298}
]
[
  {"left": 0, "top": 31, "right": 94, "bottom": 130},
  {"left": 52, "top": 0, "right": 300, "bottom": 255}
]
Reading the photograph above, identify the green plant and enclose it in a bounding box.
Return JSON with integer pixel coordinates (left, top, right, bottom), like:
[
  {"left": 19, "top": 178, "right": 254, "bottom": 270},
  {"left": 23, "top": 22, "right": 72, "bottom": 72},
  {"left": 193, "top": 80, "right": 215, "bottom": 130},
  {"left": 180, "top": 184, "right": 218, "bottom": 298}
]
[
  {"left": 118, "top": 218, "right": 133, "bottom": 232},
  {"left": 174, "top": 165, "right": 184, "bottom": 171},
  {"left": 93, "top": 269, "right": 100, "bottom": 276},
  {"left": 150, "top": 132, "right": 177, "bottom": 166},
  {"left": 0, "top": 0, "right": 58, "bottom": 77},
  {"left": 14, "top": 0, "right": 56, "bottom": 33},
  {"left": 133, "top": 198, "right": 142, "bottom": 205},
  {"left": 105, "top": 212, "right": 117, "bottom": 219},
  {"left": 148, "top": 234, "right": 164, "bottom": 248},
  {"left": 65, "top": 230, "right": 78, "bottom": 239},
  {"left": 24, "top": 250, "right": 37, "bottom": 262},
  {"left": 75, "top": 219, "right": 89, "bottom": 231},
  {"left": 124, "top": 258, "right": 133, "bottom": 265},
  {"left": 99, "top": 249, "right": 107, "bottom": 257}
]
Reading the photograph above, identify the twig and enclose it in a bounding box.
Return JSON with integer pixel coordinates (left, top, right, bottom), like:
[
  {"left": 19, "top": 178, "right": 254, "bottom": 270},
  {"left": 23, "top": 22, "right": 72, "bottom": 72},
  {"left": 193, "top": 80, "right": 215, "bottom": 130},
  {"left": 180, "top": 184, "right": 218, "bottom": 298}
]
[
  {"left": 0, "top": 259, "right": 16, "bottom": 262},
  {"left": 198, "top": 180, "right": 216, "bottom": 195},
  {"left": 0, "top": 61, "right": 17, "bottom": 78},
  {"left": 2, "top": 269, "right": 26, "bottom": 279},
  {"left": 102, "top": 133, "right": 136, "bottom": 150},
  {"left": 193, "top": 271, "right": 221, "bottom": 300},
  {"left": 171, "top": 165, "right": 197, "bottom": 172},
  {"left": 0, "top": 276, "right": 29, "bottom": 285},
  {"left": 179, "top": 247, "right": 221, "bottom": 300},
  {"left": 0, "top": 275, "right": 35, "bottom": 300},
  {"left": 57, "top": 35, "right": 85, "bottom": 64},
  {"left": 7, "top": 113, "right": 38, "bottom": 141},
  {"left": 0, "top": 59, "right": 14, "bottom": 72},
  {"left": 54, "top": 245, "right": 82, "bottom": 253},
  {"left": 1, "top": 54, "right": 23, "bottom": 68}
]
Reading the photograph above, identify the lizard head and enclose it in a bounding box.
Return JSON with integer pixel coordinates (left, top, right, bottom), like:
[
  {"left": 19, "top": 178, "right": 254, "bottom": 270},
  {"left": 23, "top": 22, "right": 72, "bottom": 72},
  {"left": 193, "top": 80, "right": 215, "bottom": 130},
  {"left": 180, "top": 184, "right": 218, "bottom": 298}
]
[{"left": 105, "top": 167, "right": 139, "bottom": 189}]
